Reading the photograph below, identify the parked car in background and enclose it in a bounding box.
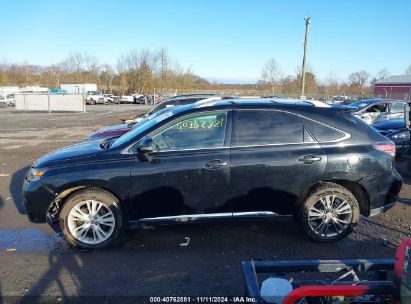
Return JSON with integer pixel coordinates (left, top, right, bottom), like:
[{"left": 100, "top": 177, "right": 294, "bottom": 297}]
[
  {"left": 86, "top": 91, "right": 105, "bottom": 105},
  {"left": 0, "top": 96, "right": 7, "bottom": 107},
  {"left": 331, "top": 95, "right": 350, "bottom": 104},
  {"left": 104, "top": 94, "right": 120, "bottom": 104},
  {"left": 372, "top": 119, "right": 410, "bottom": 157},
  {"left": 85, "top": 95, "right": 224, "bottom": 141},
  {"left": 120, "top": 95, "right": 135, "bottom": 103},
  {"left": 0, "top": 94, "right": 16, "bottom": 106},
  {"left": 350, "top": 99, "right": 406, "bottom": 125},
  {"left": 6, "top": 94, "right": 15, "bottom": 106},
  {"left": 261, "top": 95, "right": 287, "bottom": 99},
  {"left": 23, "top": 99, "right": 402, "bottom": 248}
]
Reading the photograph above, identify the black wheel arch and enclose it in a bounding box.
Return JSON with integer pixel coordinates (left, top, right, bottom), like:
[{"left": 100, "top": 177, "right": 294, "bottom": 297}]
[
  {"left": 47, "top": 185, "right": 130, "bottom": 227},
  {"left": 295, "top": 180, "right": 370, "bottom": 216}
]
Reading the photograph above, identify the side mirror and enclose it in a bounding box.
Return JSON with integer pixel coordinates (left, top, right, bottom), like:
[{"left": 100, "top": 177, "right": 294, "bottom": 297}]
[{"left": 137, "top": 137, "right": 154, "bottom": 155}]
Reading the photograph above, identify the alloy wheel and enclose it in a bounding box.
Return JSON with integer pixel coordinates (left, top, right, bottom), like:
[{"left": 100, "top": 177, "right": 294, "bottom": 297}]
[
  {"left": 67, "top": 200, "right": 116, "bottom": 245},
  {"left": 307, "top": 194, "right": 353, "bottom": 238}
]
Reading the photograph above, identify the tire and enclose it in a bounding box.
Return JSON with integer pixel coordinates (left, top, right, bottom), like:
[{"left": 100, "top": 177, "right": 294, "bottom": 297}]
[
  {"left": 89, "top": 99, "right": 95, "bottom": 105},
  {"left": 59, "top": 188, "right": 125, "bottom": 249},
  {"left": 299, "top": 183, "right": 360, "bottom": 242}
]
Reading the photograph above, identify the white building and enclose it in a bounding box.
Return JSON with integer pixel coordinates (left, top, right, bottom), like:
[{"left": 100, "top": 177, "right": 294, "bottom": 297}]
[
  {"left": 19, "top": 86, "right": 49, "bottom": 93},
  {"left": 60, "top": 83, "right": 97, "bottom": 94},
  {"left": 0, "top": 86, "right": 20, "bottom": 97}
]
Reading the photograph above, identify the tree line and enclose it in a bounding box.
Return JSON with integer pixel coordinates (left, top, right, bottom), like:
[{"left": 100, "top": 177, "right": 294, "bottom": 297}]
[
  {"left": 259, "top": 58, "right": 411, "bottom": 97},
  {"left": 0, "top": 49, "right": 209, "bottom": 95},
  {"left": 0, "top": 50, "right": 410, "bottom": 97}
]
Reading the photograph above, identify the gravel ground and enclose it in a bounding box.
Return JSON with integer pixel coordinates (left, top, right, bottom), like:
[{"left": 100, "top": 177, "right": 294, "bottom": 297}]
[{"left": 0, "top": 105, "right": 410, "bottom": 301}]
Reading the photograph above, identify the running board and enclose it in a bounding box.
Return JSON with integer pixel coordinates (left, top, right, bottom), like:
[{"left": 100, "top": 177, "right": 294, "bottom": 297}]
[{"left": 129, "top": 211, "right": 292, "bottom": 228}]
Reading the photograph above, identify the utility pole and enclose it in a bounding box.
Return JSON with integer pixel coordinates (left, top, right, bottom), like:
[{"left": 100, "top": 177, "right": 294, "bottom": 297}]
[{"left": 300, "top": 17, "right": 311, "bottom": 99}]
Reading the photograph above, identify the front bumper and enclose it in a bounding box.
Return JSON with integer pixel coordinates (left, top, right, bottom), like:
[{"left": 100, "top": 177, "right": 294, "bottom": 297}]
[
  {"left": 359, "top": 170, "right": 403, "bottom": 217},
  {"left": 23, "top": 178, "right": 55, "bottom": 223}
]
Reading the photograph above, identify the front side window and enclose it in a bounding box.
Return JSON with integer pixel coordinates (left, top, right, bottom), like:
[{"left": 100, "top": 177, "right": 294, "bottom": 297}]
[
  {"left": 151, "top": 112, "right": 227, "bottom": 151},
  {"left": 366, "top": 103, "right": 387, "bottom": 113},
  {"left": 236, "top": 110, "right": 305, "bottom": 146}
]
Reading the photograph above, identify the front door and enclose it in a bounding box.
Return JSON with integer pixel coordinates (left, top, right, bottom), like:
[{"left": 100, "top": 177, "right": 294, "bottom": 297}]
[
  {"left": 129, "top": 111, "right": 231, "bottom": 220},
  {"left": 229, "top": 109, "right": 327, "bottom": 215}
]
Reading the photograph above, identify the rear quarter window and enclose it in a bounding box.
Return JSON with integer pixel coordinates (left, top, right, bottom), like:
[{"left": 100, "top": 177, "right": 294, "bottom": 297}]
[{"left": 301, "top": 118, "right": 346, "bottom": 142}]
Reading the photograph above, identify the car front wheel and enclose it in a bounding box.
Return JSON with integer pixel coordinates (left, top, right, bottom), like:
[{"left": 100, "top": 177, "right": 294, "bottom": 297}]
[
  {"left": 300, "top": 183, "right": 360, "bottom": 242},
  {"left": 59, "top": 188, "right": 125, "bottom": 249}
]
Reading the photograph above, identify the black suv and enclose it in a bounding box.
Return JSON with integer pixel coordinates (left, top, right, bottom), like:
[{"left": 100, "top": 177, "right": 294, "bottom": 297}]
[{"left": 23, "top": 100, "right": 402, "bottom": 248}]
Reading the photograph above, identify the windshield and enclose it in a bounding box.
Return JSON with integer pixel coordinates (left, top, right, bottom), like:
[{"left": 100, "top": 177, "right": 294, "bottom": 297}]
[{"left": 111, "top": 108, "right": 175, "bottom": 148}]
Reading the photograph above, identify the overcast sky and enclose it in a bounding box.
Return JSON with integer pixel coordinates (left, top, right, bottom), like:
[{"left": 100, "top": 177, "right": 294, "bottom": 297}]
[{"left": 1, "top": 0, "right": 410, "bottom": 83}]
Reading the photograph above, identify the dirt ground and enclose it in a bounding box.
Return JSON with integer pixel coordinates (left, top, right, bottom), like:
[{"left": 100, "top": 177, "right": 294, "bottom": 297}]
[{"left": 0, "top": 105, "right": 410, "bottom": 301}]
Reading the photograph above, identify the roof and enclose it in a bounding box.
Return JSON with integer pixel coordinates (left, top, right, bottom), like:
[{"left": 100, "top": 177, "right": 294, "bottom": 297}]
[{"left": 374, "top": 75, "right": 411, "bottom": 85}]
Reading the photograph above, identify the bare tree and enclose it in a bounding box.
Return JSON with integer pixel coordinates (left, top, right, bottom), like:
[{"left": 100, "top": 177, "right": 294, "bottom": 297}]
[
  {"left": 348, "top": 70, "right": 370, "bottom": 95},
  {"left": 83, "top": 53, "right": 100, "bottom": 82},
  {"left": 122, "top": 49, "right": 158, "bottom": 93},
  {"left": 370, "top": 68, "right": 390, "bottom": 85},
  {"left": 376, "top": 68, "right": 390, "bottom": 80},
  {"left": 116, "top": 55, "right": 128, "bottom": 95},
  {"left": 101, "top": 64, "right": 115, "bottom": 93},
  {"left": 157, "top": 48, "right": 170, "bottom": 94},
  {"left": 324, "top": 71, "right": 341, "bottom": 96},
  {"left": 260, "top": 57, "right": 282, "bottom": 94},
  {"left": 406, "top": 65, "right": 411, "bottom": 75}
]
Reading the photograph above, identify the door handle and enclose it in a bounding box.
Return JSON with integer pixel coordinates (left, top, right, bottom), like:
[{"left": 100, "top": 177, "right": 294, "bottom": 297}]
[
  {"left": 204, "top": 159, "right": 228, "bottom": 170},
  {"left": 298, "top": 155, "right": 322, "bottom": 164}
]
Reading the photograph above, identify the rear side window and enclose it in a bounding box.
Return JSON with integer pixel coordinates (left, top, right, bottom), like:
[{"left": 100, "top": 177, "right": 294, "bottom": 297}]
[
  {"left": 390, "top": 102, "right": 405, "bottom": 113},
  {"left": 236, "top": 110, "right": 306, "bottom": 146},
  {"left": 301, "top": 118, "right": 346, "bottom": 142}
]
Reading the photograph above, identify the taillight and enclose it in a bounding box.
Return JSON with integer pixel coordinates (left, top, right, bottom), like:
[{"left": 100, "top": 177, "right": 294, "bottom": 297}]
[{"left": 372, "top": 142, "right": 396, "bottom": 157}]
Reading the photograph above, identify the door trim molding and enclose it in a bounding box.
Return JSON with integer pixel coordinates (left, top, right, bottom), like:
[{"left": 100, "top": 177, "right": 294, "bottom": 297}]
[{"left": 131, "top": 211, "right": 291, "bottom": 227}]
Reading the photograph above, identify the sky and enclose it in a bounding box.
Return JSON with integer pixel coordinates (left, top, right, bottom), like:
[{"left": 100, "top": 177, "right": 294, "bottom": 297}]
[{"left": 0, "top": 0, "right": 410, "bottom": 84}]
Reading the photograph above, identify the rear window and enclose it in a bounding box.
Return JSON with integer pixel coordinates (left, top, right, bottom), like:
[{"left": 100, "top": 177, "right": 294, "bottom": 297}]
[{"left": 301, "top": 118, "right": 346, "bottom": 142}]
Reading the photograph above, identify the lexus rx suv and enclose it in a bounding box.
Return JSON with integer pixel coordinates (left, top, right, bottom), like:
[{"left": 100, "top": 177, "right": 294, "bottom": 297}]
[{"left": 23, "top": 99, "right": 402, "bottom": 248}]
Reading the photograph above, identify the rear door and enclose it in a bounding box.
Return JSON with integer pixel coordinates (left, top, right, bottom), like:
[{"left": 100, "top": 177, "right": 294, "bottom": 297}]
[{"left": 229, "top": 109, "right": 327, "bottom": 215}]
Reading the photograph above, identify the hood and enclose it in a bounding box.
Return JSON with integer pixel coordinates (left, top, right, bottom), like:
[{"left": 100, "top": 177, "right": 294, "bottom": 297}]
[
  {"left": 373, "top": 119, "right": 405, "bottom": 130},
  {"left": 86, "top": 123, "right": 132, "bottom": 140},
  {"left": 34, "top": 140, "right": 105, "bottom": 168}
]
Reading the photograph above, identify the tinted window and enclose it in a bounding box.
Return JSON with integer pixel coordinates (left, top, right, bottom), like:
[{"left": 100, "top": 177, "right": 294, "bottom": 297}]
[
  {"left": 152, "top": 112, "right": 227, "bottom": 151},
  {"left": 301, "top": 118, "right": 346, "bottom": 142},
  {"left": 236, "top": 110, "right": 304, "bottom": 145}
]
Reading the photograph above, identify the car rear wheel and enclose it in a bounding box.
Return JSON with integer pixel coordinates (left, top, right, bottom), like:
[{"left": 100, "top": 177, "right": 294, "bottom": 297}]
[
  {"left": 300, "top": 183, "right": 360, "bottom": 242},
  {"left": 59, "top": 188, "right": 125, "bottom": 249}
]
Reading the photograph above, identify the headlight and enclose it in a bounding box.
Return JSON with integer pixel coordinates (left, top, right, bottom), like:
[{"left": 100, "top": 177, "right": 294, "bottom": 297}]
[
  {"left": 392, "top": 131, "right": 410, "bottom": 139},
  {"left": 26, "top": 168, "right": 45, "bottom": 181}
]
